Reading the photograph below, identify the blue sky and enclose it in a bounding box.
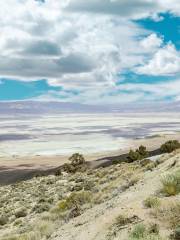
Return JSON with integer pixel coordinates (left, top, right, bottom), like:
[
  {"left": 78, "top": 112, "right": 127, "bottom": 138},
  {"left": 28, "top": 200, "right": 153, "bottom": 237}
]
[
  {"left": 136, "top": 13, "right": 180, "bottom": 49},
  {"left": 0, "top": 0, "right": 179, "bottom": 104}
]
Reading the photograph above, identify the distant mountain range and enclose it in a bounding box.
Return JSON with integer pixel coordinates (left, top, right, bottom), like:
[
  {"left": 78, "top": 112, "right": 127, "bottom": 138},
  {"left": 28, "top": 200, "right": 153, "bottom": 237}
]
[{"left": 0, "top": 101, "right": 180, "bottom": 115}]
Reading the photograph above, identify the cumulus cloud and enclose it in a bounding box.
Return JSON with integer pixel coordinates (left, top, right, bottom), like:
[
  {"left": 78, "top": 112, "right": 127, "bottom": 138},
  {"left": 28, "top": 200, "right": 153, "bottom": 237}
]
[
  {"left": 136, "top": 44, "right": 180, "bottom": 76},
  {"left": 66, "top": 0, "right": 158, "bottom": 19},
  {"left": 0, "top": 0, "right": 179, "bottom": 103},
  {"left": 21, "top": 40, "right": 61, "bottom": 57},
  {"left": 56, "top": 53, "right": 95, "bottom": 73},
  {"left": 140, "top": 33, "right": 163, "bottom": 51},
  {"left": 66, "top": 0, "right": 180, "bottom": 18}
]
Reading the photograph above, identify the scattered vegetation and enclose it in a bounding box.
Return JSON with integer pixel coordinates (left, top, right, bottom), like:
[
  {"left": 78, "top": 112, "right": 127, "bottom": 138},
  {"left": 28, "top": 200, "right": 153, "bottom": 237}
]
[
  {"left": 115, "top": 214, "right": 140, "bottom": 228},
  {"left": 145, "top": 162, "right": 157, "bottom": 171},
  {"left": 69, "top": 153, "right": 85, "bottom": 166},
  {"left": 129, "top": 223, "right": 162, "bottom": 240},
  {"left": 171, "top": 226, "right": 180, "bottom": 240},
  {"left": 0, "top": 147, "right": 179, "bottom": 240},
  {"left": 160, "top": 140, "right": 180, "bottom": 153},
  {"left": 143, "top": 196, "right": 161, "bottom": 208},
  {"left": 129, "top": 223, "right": 146, "bottom": 239},
  {"left": 0, "top": 216, "right": 8, "bottom": 226},
  {"left": 56, "top": 153, "right": 87, "bottom": 174},
  {"left": 57, "top": 191, "right": 92, "bottom": 212},
  {"left": 161, "top": 170, "right": 180, "bottom": 196},
  {"left": 154, "top": 201, "right": 180, "bottom": 229},
  {"left": 128, "top": 145, "right": 149, "bottom": 162},
  {"left": 14, "top": 207, "right": 27, "bottom": 218}
]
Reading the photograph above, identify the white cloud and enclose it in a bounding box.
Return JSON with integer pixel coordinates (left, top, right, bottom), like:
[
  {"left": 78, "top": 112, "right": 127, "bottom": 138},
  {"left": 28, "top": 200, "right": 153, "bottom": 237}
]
[
  {"left": 66, "top": 0, "right": 180, "bottom": 18},
  {"left": 136, "top": 44, "right": 180, "bottom": 76},
  {"left": 140, "top": 33, "right": 163, "bottom": 51},
  {"left": 0, "top": 0, "right": 179, "bottom": 103},
  {"left": 0, "top": 1, "right": 148, "bottom": 87},
  {"left": 66, "top": 0, "right": 158, "bottom": 19}
]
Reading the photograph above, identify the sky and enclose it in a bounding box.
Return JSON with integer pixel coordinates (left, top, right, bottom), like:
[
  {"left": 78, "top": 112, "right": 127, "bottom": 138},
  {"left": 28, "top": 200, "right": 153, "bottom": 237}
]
[{"left": 0, "top": 0, "right": 180, "bottom": 104}]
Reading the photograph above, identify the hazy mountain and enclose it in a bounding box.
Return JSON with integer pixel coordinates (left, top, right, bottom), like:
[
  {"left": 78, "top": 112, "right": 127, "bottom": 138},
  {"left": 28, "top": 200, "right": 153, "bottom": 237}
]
[{"left": 0, "top": 101, "right": 180, "bottom": 115}]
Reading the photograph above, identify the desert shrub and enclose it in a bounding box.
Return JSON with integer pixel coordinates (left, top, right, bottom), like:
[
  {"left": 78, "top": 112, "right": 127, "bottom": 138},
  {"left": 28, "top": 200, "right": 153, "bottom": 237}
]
[
  {"left": 65, "top": 191, "right": 92, "bottom": 206},
  {"left": 19, "top": 232, "right": 41, "bottom": 240},
  {"left": 34, "top": 220, "right": 54, "bottom": 238},
  {"left": 62, "top": 162, "right": 87, "bottom": 174},
  {"left": 38, "top": 197, "right": 46, "bottom": 203},
  {"left": 14, "top": 208, "right": 27, "bottom": 218},
  {"left": 115, "top": 215, "right": 140, "bottom": 227},
  {"left": 128, "top": 176, "right": 141, "bottom": 187},
  {"left": 128, "top": 146, "right": 149, "bottom": 162},
  {"left": 0, "top": 215, "right": 8, "bottom": 225},
  {"left": 172, "top": 226, "right": 180, "bottom": 240},
  {"left": 140, "top": 159, "right": 152, "bottom": 167},
  {"left": 138, "top": 145, "right": 149, "bottom": 158},
  {"left": 161, "top": 170, "right": 180, "bottom": 196},
  {"left": 129, "top": 224, "right": 146, "bottom": 239},
  {"left": 144, "top": 197, "right": 161, "bottom": 208},
  {"left": 128, "top": 150, "right": 142, "bottom": 162},
  {"left": 13, "top": 219, "right": 23, "bottom": 226},
  {"left": 145, "top": 162, "right": 157, "bottom": 171},
  {"left": 55, "top": 168, "right": 62, "bottom": 176},
  {"left": 57, "top": 191, "right": 92, "bottom": 212},
  {"left": 32, "top": 203, "right": 50, "bottom": 213},
  {"left": 129, "top": 223, "right": 162, "bottom": 240},
  {"left": 83, "top": 180, "right": 95, "bottom": 191},
  {"left": 67, "top": 205, "right": 81, "bottom": 219},
  {"left": 62, "top": 163, "right": 76, "bottom": 173},
  {"left": 57, "top": 200, "right": 70, "bottom": 212},
  {"left": 115, "top": 214, "right": 130, "bottom": 226},
  {"left": 148, "top": 223, "right": 159, "bottom": 235},
  {"left": 69, "top": 153, "right": 85, "bottom": 166},
  {"left": 160, "top": 140, "right": 180, "bottom": 153},
  {"left": 154, "top": 201, "right": 180, "bottom": 228}
]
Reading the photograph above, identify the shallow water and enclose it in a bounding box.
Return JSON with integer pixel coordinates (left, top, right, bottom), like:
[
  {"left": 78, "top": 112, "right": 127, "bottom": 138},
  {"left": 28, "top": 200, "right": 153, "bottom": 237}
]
[{"left": 0, "top": 113, "right": 180, "bottom": 156}]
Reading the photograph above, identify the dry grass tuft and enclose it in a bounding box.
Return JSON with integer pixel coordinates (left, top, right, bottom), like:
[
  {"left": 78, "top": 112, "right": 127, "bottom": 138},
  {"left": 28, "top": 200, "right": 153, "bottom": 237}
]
[{"left": 161, "top": 170, "right": 180, "bottom": 196}]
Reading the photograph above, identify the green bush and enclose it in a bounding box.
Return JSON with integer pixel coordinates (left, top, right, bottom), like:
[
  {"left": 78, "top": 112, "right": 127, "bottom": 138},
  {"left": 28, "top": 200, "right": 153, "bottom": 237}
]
[
  {"left": 144, "top": 197, "right": 161, "bottom": 208},
  {"left": 160, "top": 140, "right": 180, "bottom": 153},
  {"left": 172, "top": 226, "right": 180, "bottom": 240},
  {"left": 55, "top": 168, "right": 62, "bottom": 176},
  {"left": 69, "top": 153, "right": 85, "bottom": 166},
  {"left": 32, "top": 203, "right": 51, "bottom": 213},
  {"left": 14, "top": 208, "right": 27, "bottom": 218},
  {"left": 129, "top": 224, "right": 146, "bottom": 239},
  {"left": 138, "top": 145, "right": 149, "bottom": 158},
  {"left": 128, "top": 145, "right": 149, "bottom": 162},
  {"left": 128, "top": 150, "right": 141, "bottom": 162},
  {"left": 58, "top": 153, "right": 86, "bottom": 174},
  {"left": 129, "top": 223, "right": 162, "bottom": 240},
  {"left": 57, "top": 191, "right": 92, "bottom": 212},
  {"left": 0, "top": 215, "right": 8, "bottom": 225},
  {"left": 161, "top": 170, "right": 180, "bottom": 196},
  {"left": 62, "top": 163, "right": 77, "bottom": 173},
  {"left": 145, "top": 162, "right": 157, "bottom": 171},
  {"left": 154, "top": 201, "right": 180, "bottom": 229}
]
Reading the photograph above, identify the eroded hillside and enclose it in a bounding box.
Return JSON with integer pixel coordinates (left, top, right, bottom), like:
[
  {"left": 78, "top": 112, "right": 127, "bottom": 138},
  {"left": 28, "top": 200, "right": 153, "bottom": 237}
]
[{"left": 0, "top": 150, "right": 180, "bottom": 240}]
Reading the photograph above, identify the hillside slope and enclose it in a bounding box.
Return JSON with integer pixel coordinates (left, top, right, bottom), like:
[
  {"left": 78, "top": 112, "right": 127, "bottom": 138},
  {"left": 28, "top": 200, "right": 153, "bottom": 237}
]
[
  {"left": 51, "top": 152, "right": 180, "bottom": 240},
  {"left": 0, "top": 151, "right": 180, "bottom": 240}
]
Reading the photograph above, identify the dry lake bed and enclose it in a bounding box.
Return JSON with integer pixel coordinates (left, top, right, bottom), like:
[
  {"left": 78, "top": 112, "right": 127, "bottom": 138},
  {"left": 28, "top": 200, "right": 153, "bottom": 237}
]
[{"left": 1, "top": 112, "right": 180, "bottom": 157}]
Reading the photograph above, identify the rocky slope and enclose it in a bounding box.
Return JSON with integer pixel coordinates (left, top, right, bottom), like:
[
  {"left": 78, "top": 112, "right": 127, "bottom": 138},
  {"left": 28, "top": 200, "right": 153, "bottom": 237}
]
[{"left": 0, "top": 151, "right": 180, "bottom": 240}]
